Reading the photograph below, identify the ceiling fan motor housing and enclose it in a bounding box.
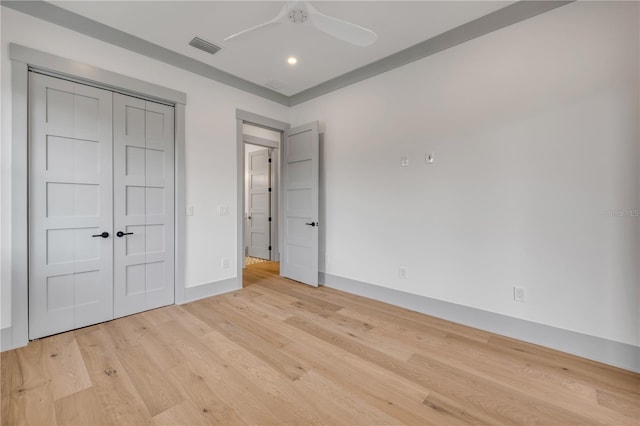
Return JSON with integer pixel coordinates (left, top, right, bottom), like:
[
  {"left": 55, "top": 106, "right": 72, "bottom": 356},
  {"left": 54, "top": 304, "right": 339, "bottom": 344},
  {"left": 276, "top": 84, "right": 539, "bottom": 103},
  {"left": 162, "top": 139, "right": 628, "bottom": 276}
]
[{"left": 288, "top": 9, "right": 308, "bottom": 24}]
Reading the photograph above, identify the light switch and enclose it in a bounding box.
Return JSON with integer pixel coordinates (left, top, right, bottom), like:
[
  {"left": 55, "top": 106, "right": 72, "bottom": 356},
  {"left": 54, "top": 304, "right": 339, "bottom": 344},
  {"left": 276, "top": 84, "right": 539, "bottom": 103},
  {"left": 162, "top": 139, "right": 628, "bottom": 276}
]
[
  {"left": 426, "top": 153, "right": 435, "bottom": 164},
  {"left": 186, "top": 206, "right": 194, "bottom": 216},
  {"left": 219, "top": 205, "right": 229, "bottom": 216},
  {"left": 400, "top": 156, "right": 409, "bottom": 167}
]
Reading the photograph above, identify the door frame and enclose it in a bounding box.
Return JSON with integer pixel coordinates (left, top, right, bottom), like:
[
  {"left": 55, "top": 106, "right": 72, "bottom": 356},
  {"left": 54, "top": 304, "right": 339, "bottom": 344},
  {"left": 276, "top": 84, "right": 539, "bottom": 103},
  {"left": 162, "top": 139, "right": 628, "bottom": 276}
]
[
  {"left": 4, "top": 44, "right": 187, "bottom": 351},
  {"left": 235, "top": 110, "right": 289, "bottom": 285}
]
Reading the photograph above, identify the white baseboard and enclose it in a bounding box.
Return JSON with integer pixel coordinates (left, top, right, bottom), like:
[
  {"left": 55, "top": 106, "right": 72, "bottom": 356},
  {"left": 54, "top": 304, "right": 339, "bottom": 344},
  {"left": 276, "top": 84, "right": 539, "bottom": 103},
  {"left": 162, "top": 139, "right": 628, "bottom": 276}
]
[
  {"left": 182, "top": 277, "right": 240, "bottom": 304},
  {"left": 1, "top": 326, "right": 15, "bottom": 351},
  {"left": 320, "top": 273, "right": 640, "bottom": 373},
  {"left": 0, "top": 278, "right": 240, "bottom": 353}
]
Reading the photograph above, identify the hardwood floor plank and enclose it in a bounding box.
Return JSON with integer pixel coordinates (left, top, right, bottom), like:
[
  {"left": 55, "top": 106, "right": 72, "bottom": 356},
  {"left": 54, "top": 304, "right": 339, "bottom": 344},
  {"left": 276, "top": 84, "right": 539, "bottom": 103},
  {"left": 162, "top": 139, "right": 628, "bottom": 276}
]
[
  {"left": 54, "top": 387, "right": 108, "bottom": 426},
  {"left": 43, "top": 333, "right": 92, "bottom": 401},
  {"left": 102, "top": 315, "right": 154, "bottom": 350},
  {"left": 153, "top": 322, "right": 282, "bottom": 425},
  {"left": 9, "top": 340, "right": 56, "bottom": 426},
  {"left": 1, "top": 351, "right": 18, "bottom": 426},
  {"left": 596, "top": 388, "right": 640, "bottom": 419},
  {"left": 115, "top": 344, "right": 184, "bottom": 416},
  {"left": 488, "top": 335, "right": 640, "bottom": 395},
  {"left": 409, "top": 352, "right": 598, "bottom": 425},
  {"left": 205, "top": 297, "right": 292, "bottom": 348},
  {"left": 152, "top": 399, "right": 223, "bottom": 426},
  {"left": 183, "top": 300, "right": 308, "bottom": 381},
  {"left": 201, "top": 329, "right": 326, "bottom": 425},
  {"left": 284, "top": 341, "right": 443, "bottom": 425},
  {"left": 292, "top": 370, "right": 405, "bottom": 425},
  {"left": 2, "top": 261, "right": 637, "bottom": 425},
  {"left": 165, "top": 363, "right": 245, "bottom": 425},
  {"left": 75, "top": 328, "right": 155, "bottom": 425}
]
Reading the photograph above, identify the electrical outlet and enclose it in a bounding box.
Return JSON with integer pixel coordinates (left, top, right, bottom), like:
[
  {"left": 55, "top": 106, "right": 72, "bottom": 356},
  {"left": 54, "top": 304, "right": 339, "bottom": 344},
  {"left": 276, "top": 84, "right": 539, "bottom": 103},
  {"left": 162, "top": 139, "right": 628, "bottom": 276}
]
[
  {"left": 513, "top": 286, "right": 526, "bottom": 302},
  {"left": 400, "top": 156, "right": 409, "bottom": 167},
  {"left": 222, "top": 257, "right": 230, "bottom": 269},
  {"left": 218, "top": 205, "right": 229, "bottom": 216},
  {"left": 399, "top": 267, "right": 407, "bottom": 279},
  {"left": 186, "top": 206, "right": 194, "bottom": 216}
]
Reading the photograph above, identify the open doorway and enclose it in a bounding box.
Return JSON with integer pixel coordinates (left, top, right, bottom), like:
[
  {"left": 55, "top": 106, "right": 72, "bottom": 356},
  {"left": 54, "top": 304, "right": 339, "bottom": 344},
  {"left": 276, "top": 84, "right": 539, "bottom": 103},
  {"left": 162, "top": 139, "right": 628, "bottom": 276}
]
[
  {"left": 242, "top": 123, "right": 281, "bottom": 280},
  {"left": 236, "top": 110, "right": 320, "bottom": 289}
]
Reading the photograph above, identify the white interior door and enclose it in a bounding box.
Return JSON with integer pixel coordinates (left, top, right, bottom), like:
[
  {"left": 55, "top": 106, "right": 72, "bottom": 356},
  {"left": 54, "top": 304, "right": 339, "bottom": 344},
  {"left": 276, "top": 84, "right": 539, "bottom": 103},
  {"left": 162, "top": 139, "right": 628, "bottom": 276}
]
[
  {"left": 113, "top": 94, "right": 175, "bottom": 318},
  {"left": 281, "top": 122, "right": 319, "bottom": 286},
  {"left": 248, "top": 148, "right": 271, "bottom": 260},
  {"left": 28, "top": 73, "right": 114, "bottom": 339}
]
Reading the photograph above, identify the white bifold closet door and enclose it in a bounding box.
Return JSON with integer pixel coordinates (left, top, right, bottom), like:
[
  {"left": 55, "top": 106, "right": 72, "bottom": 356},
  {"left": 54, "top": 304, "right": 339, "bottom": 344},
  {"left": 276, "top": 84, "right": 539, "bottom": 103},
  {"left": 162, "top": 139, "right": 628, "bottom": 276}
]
[
  {"left": 113, "top": 94, "right": 175, "bottom": 318},
  {"left": 29, "top": 73, "right": 175, "bottom": 339},
  {"left": 28, "top": 73, "right": 114, "bottom": 339}
]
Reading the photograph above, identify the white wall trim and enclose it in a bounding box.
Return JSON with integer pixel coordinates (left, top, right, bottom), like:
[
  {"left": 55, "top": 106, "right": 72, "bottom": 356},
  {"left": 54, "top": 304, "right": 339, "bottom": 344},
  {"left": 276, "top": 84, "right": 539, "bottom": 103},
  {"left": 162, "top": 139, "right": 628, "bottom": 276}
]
[
  {"left": 243, "top": 133, "right": 279, "bottom": 149},
  {"left": 3, "top": 1, "right": 572, "bottom": 106},
  {"left": 5, "top": 44, "right": 187, "bottom": 351},
  {"left": 10, "top": 43, "right": 186, "bottom": 105},
  {"left": 182, "top": 278, "right": 240, "bottom": 304},
  {"left": 320, "top": 273, "right": 640, "bottom": 373},
  {"left": 0, "top": 327, "right": 14, "bottom": 352}
]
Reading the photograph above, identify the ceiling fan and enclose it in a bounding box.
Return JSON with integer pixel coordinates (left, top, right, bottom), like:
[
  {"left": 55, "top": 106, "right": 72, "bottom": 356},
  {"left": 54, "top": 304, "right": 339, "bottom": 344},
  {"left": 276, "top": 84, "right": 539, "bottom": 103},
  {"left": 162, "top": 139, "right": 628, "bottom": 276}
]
[{"left": 224, "top": 1, "right": 377, "bottom": 47}]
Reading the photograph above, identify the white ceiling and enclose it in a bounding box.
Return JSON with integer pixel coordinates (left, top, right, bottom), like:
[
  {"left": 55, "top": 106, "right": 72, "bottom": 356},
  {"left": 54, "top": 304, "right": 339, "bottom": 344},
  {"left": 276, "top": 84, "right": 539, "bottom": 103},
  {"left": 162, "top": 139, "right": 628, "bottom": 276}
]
[{"left": 51, "top": 1, "right": 514, "bottom": 96}]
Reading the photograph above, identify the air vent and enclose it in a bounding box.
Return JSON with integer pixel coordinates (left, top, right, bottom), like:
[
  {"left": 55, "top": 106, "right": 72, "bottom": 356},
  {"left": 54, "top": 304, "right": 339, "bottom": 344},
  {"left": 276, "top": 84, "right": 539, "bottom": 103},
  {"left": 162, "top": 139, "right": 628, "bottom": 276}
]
[{"left": 189, "top": 37, "right": 221, "bottom": 55}]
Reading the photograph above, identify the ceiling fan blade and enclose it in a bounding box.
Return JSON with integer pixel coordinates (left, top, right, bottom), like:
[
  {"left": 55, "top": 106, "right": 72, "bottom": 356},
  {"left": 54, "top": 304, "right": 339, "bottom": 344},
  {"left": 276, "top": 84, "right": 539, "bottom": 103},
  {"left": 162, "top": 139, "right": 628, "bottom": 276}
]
[
  {"left": 224, "top": 4, "right": 288, "bottom": 42},
  {"left": 308, "top": 5, "right": 377, "bottom": 47}
]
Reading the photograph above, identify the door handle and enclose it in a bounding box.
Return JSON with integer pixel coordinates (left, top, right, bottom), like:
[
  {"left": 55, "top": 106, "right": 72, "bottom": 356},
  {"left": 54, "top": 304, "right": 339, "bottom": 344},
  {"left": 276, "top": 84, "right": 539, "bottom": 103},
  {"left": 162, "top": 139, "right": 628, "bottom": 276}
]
[
  {"left": 116, "top": 231, "right": 134, "bottom": 237},
  {"left": 305, "top": 222, "right": 317, "bottom": 227},
  {"left": 91, "top": 232, "right": 110, "bottom": 238}
]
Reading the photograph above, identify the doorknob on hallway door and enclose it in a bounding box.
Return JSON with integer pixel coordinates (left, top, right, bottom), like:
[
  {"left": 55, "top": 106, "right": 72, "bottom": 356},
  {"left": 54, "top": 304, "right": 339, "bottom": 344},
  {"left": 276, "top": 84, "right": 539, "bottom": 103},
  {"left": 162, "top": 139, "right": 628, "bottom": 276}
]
[
  {"left": 116, "top": 231, "right": 134, "bottom": 237},
  {"left": 91, "top": 232, "right": 110, "bottom": 238},
  {"left": 305, "top": 222, "right": 317, "bottom": 227}
]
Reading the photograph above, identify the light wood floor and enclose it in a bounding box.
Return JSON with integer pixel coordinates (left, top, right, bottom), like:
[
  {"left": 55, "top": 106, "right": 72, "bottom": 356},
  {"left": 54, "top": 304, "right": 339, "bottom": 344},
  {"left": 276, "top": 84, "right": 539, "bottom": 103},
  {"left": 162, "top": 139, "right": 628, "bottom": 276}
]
[{"left": 2, "top": 261, "right": 639, "bottom": 425}]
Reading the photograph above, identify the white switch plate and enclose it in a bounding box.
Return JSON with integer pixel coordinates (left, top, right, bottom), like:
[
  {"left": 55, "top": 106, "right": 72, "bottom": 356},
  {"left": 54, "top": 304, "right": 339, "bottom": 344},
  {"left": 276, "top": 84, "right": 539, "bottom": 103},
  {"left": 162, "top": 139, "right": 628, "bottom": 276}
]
[
  {"left": 426, "top": 153, "right": 435, "bottom": 164},
  {"left": 400, "top": 156, "right": 409, "bottom": 167},
  {"left": 514, "top": 286, "right": 526, "bottom": 302},
  {"left": 222, "top": 257, "right": 230, "bottom": 269},
  {"left": 219, "top": 205, "right": 229, "bottom": 216},
  {"left": 186, "top": 206, "right": 194, "bottom": 216}
]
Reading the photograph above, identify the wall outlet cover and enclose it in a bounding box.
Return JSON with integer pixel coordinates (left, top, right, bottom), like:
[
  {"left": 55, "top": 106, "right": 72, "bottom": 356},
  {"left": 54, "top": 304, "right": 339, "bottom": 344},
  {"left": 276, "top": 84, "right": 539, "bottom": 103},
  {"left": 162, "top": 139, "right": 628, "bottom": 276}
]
[{"left": 399, "top": 267, "right": 407, "bottom": 279}]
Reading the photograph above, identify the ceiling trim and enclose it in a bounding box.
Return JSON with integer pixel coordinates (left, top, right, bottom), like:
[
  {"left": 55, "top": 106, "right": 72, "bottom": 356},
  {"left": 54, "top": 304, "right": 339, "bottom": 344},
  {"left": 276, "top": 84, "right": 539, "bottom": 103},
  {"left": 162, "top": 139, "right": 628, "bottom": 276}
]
[
  {"left": 1, "top": 0, "right": 290, "bottom": 106},
  {"left": 289, "top": 0, "right": 573, "bottom": 106},
  {"left": 2, "top": 0, "right": 573, "bottom": 108}
]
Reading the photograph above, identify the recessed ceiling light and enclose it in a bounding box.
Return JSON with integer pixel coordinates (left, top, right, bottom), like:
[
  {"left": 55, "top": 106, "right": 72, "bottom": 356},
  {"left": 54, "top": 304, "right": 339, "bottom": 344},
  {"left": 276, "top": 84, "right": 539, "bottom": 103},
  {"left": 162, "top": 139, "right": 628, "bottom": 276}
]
[{"left": 287, "top": 56, "right": 298, "bottom": 65}]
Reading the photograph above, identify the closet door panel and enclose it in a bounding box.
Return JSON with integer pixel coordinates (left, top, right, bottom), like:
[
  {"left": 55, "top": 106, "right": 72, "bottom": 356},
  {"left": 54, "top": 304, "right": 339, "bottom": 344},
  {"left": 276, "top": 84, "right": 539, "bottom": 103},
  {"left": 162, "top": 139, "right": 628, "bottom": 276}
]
[
  {"left": 113, "top": 94, "right": 175, "bottom": 318},
  {"left": 28, "top": 73, "right": 113, "bottom": 339}
]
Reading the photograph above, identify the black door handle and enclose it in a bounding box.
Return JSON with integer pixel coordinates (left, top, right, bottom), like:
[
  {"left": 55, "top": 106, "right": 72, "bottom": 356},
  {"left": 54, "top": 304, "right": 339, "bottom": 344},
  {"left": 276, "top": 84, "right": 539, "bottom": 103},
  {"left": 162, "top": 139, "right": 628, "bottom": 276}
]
[
  {"left": 116, "top": 231, "right": 134, "bottom": 237},
  {"left": 92, "top": 232, "right": 109, "bottom": 238},
  {"left": 305, "top": 222, "right": 316, "bottom": 227}
]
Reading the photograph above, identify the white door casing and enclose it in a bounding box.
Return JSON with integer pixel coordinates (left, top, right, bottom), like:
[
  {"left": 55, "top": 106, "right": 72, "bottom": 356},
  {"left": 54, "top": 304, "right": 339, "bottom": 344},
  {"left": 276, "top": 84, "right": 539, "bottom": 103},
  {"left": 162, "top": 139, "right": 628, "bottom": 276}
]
[
  {"left": 28, "top": 73, "right": 114, "bottom": 339},
  {"left": 113, "top": 94, "right": 175, "bottom": 318},
  {"left": 281, "top": 122, "right": 319, "bottom": 286},
  {"left": 247, "top": 148, "right": 271, "bottom": 260}
]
